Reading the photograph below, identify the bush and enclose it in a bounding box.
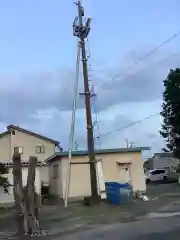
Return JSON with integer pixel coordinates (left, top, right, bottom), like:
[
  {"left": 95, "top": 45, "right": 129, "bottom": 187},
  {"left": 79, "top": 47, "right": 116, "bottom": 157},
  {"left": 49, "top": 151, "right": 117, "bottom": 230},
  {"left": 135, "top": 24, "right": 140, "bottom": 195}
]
[{"left": 0, "top": 163, "right": 9, "bottom": 186}]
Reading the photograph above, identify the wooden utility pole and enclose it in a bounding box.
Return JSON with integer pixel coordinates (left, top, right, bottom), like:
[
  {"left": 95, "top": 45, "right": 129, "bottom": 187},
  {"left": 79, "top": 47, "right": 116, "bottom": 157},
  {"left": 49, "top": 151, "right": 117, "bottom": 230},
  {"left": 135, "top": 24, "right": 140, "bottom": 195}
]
[
  {"left": 27, "top": 156, "right": 40, "bottom": 234},
  {"left": 73, "top": 1, "right": 98, "bottom": 198}
]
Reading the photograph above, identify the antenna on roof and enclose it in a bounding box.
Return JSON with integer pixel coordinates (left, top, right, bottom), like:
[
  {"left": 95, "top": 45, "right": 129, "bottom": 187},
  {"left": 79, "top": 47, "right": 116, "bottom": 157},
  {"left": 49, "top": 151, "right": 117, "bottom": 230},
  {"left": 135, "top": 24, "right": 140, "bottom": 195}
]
[{"left": 75, "top": 141, "right": 79, "bottom": 150}]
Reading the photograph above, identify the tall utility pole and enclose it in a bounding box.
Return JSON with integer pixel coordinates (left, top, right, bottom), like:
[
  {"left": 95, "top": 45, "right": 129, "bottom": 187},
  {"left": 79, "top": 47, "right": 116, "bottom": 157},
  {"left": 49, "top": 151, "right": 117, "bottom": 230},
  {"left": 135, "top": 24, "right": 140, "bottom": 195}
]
[
  {"left": 73, "top": 0, "right": 98, "bottom": 198},
  {"left": 124, "top": 138, "right": 129, "bottom": 148}
]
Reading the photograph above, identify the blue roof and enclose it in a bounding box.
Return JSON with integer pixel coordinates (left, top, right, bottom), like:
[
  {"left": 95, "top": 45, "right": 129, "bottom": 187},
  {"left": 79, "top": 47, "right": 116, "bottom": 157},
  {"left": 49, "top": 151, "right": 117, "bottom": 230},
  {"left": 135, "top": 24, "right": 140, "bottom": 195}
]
[{"left": 45, "top": 147, "right": 150, "bottom": 163}]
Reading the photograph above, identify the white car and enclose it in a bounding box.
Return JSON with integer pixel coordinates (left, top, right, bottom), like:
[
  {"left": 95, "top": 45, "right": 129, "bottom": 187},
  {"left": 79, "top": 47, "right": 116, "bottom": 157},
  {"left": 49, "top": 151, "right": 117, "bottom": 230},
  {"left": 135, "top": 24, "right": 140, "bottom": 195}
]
[{"left": 145, "top": 169, "right": 168, "bottom": 184}]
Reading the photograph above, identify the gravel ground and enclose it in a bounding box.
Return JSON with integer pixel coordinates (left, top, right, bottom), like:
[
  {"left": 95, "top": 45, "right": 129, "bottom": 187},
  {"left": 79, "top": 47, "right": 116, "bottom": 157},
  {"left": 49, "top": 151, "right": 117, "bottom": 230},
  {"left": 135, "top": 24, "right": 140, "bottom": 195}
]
[{"left": 0, "top": 183, "right": 180, "bottom": 239}]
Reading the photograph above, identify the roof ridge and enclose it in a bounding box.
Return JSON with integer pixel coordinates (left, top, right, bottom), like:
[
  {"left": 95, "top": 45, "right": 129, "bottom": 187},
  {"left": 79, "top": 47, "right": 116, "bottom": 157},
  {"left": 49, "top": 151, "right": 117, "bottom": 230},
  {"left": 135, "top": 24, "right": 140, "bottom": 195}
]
[
  {"left": 7, "top": 125, "right": 60, "bottom": 146},
  {"left": 45, "top": 147, "right": 150, "bottom": 163}
]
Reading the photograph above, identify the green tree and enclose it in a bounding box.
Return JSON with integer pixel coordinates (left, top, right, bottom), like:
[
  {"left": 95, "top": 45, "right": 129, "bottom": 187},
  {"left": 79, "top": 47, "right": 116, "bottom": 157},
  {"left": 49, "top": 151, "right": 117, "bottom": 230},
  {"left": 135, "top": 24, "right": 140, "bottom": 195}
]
[
  {"left": 160, "top": 68, "right": 180, "bottom": 158},
  {"left": 0, "top": 162, "right": 8, "bottom": 186}
]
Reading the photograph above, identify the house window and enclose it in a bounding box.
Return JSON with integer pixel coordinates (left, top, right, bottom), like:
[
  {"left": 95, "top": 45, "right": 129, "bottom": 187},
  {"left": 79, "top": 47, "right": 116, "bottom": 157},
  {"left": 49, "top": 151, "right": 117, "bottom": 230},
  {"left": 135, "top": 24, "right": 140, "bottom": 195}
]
[
  {"left": 52, "top": 164, "right": 59, "bottom": 179},
  {"left": 36, "top": 146, "right": 45, "bottom": 154},
  {"left": 14, "top": 146, "right": 23, "bottom": 154}
]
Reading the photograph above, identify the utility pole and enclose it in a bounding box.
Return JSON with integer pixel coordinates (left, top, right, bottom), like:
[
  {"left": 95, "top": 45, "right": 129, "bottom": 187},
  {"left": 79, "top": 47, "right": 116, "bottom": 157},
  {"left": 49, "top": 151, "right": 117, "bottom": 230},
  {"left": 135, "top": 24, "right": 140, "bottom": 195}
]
[
  {"left": 73, "top": 1, "right": 98, "bottom": 198},
  {"left": 124, "top": 138, "right": 129, "bottom": 148},
  {"left": 75, "top": 141, "right": 79, "bottom": 150}
]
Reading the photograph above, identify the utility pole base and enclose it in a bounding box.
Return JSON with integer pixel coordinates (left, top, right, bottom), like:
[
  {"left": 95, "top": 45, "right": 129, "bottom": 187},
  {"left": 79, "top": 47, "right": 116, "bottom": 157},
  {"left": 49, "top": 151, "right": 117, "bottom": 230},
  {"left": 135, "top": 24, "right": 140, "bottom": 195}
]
[{"left": 83, "top": 196, "right": 101, "bottom": 206}]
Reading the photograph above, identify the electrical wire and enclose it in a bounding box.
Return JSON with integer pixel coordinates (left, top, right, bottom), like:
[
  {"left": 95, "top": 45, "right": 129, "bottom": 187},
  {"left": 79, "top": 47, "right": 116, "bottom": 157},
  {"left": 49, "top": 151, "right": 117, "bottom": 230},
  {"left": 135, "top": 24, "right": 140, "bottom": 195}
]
[
  {"left": 95, "top": 52, "right": 180, "bottom": 142},
  {"left": 99, "top": 50, "right": 180, "bottom": 89},
  {"left": 93, "top": 51, "right": 179, "bottom": 141},
  {"left": 96, "top": 29, "right": 180, "bottom": 94},
  {"left": 64, "top": 40, "right": 81, "bottom": 208},
  {"left": 100, "top": 112, "right": 160, "bottom": 138}
]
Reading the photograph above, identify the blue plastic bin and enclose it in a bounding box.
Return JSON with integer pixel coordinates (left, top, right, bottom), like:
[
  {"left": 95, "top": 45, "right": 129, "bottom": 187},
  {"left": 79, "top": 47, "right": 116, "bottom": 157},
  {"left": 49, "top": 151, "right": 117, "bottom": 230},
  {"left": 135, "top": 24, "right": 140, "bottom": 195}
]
[{"left": 105, "top": 182, "right": 130, "bottom": 205}]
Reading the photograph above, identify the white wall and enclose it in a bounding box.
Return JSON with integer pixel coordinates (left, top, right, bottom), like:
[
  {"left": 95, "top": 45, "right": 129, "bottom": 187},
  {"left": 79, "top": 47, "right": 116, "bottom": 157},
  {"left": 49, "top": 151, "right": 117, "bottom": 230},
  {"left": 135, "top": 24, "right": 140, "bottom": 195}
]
[
  {"left": 153, "top": 156, "right": 179, "bottom": 169},
  {"left": 0, "top": 133, "right": 11, "bottom": 162},
  {"left": 40, "top": 165, "right": 49, "bottom": 184},
  {"left": 0, "top": 187, "right": 14, "bottom": 205},
  {"left": 0, "top": 167, "right": 41, "bottom": 205},
  {"left": 49, "top": 161, "right": 63, "bottom": 198}
]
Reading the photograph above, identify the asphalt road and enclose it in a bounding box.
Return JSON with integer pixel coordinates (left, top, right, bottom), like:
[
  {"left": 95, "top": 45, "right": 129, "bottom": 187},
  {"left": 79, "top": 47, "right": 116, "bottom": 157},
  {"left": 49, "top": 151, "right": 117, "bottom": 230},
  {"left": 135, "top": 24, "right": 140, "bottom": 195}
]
[
  {"left": 59, "top": 215, "right": 180, "bottom": 240},
  {"left": 1, "top": 183, "right": 180, "bottom": 239},
  {"left": 1, "top": 216, "right": 180, "bottom": 240}
]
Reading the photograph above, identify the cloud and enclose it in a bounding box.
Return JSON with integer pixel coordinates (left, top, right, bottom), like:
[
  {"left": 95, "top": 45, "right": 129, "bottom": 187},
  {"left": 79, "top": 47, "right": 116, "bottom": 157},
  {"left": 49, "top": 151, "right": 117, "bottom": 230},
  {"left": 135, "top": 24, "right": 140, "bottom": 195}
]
[
  {"left": 100, "top": 113, "right": 165, "bottom": 157},
  {"left": 96, "top": 50, "right": 180, "bottom": 110},
  {"left": 96, "top": 100, "right": 165, "bottom": 156},
  {"left": 0, "top": 68, "right": 84, "bottom": 123},
  {"left": 0, "top": 49, "right": 179, "bottom": 124},
  {"left": 0, "top": 49, "right": 178, "bottom": 153}
]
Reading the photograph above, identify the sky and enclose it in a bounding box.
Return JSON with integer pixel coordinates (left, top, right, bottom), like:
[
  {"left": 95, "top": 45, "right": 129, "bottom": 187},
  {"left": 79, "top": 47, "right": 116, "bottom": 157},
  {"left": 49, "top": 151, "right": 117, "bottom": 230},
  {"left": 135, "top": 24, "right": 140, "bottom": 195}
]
[{"left": 0, "top": 0, "right": 180, "bottom": 157}]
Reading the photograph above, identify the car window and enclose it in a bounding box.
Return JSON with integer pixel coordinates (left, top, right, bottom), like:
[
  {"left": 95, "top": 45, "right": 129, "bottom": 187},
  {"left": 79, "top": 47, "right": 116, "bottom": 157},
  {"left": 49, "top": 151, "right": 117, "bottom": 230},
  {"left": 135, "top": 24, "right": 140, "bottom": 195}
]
[
  {"left": 151, "top": 170, "right": 163, "bottom": 175},
  {"left": 151, "top": 170, "right": 158, "bottom": 175},
  {"left": 152, "top": 170, "right": 165, "bottom": 175},
  {"left": 157, "top": 170, "right": 165, "bottom": 174}
]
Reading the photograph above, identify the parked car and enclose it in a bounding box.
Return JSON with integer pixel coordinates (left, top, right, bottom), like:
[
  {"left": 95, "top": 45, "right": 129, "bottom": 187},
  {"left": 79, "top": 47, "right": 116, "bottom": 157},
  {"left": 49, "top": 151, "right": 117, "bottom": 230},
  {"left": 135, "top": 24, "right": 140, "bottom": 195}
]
[{"left": 145, "top": 169, "right": 167, "bottom": 184}]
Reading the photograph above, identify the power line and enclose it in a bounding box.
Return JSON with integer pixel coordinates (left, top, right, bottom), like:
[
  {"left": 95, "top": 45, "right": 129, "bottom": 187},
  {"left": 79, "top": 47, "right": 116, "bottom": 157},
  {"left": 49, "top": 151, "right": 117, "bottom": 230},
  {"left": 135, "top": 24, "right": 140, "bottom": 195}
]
[
  {"left": 93, "top": 51, "right": 179, "bottom": 138},
  {"left": 100, "top": 112, "right": 160, "bottom": 138},
  {"left": 102, "top": 50, "right": 180, "bottom": 88},
  {"left": 96, "top": 29, "right": 180, "bottom": 94},
  {"left": 90, "top": 50, "right": 180, "bottom": 87}
]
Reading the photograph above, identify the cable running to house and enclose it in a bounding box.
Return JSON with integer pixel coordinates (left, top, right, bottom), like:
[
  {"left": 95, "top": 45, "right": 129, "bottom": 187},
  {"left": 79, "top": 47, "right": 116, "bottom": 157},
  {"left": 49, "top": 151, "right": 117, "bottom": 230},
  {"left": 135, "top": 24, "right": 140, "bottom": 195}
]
[
  {"left": 96, "top": 29, "right": 180, "bottom": 94},
  {"left": 100, "top": 112, "right": 160, "bottom": 138},
  {"left": 96, "top": 50, "right": 180, "bottom": 92},
  {"left": 93, "top": 51, "right": 179, "bottom": 141},
  {"left": 64, "top": 40, "right": 81, "bottom": 208}
]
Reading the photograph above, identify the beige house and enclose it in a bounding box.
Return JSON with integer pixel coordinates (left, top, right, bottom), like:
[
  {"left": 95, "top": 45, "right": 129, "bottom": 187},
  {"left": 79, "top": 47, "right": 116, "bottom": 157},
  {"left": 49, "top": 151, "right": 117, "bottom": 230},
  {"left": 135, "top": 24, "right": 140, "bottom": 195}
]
[
  {"left": 0, "top": 125, "right": 61, "bottom": 184},
  {"left": 46, "top": 147, "right": 149, "bottom": 200}
]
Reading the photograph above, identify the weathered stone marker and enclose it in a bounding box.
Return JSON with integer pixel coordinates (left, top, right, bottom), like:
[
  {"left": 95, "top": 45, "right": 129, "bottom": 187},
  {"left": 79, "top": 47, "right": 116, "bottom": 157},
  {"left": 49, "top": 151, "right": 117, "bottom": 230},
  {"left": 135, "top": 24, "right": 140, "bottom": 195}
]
[{"left": 12, "top": 151, "right": 42, "bottom": 236}]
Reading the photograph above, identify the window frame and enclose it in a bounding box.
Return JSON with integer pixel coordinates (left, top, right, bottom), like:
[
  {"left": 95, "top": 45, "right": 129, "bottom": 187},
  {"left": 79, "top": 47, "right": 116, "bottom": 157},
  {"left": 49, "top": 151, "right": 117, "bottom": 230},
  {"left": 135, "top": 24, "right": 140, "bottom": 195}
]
[
  {"left": 12, "top": 130, "right": 16, "bottom": 135},
  {"left": 36, "top": 146, "right": 45, "bottom": 154},
  {"left": 14, "top": 146, "right": 23, "bottom": 154}
]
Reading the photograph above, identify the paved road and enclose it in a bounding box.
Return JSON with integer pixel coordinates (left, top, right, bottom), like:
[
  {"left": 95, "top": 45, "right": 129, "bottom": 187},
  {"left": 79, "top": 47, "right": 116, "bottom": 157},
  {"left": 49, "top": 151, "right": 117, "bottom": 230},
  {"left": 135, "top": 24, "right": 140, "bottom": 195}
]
[
  {"left": 1, "top": 216, "right": 180, "bottom": 240},
  {"left": 1, "top": 183, "right": 180, "bottom": 239},
  {"left": 59, "top": 215, "right": 180, "bottom": 240}
]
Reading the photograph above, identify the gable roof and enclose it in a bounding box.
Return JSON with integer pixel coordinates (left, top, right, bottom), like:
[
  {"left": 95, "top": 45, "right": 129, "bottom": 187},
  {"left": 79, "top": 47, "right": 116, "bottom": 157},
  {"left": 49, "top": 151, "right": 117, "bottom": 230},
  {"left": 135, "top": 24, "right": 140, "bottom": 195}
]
[
  {"left": 45, "top": 147, "right": 150, "bottom": 163},
  {"left": 5, "top": 125, "right": 60, "bottom": 146},
  {"left": 0, "top": 131, "right": 9, "bottom": 139}
]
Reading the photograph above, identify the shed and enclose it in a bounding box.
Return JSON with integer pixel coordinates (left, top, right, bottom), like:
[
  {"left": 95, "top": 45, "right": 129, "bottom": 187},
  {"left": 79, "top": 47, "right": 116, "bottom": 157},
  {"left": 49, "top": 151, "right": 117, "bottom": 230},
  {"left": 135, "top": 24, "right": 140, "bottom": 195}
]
[{"left": 45, "top": 147, "right": 150, "bottom": 200}]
